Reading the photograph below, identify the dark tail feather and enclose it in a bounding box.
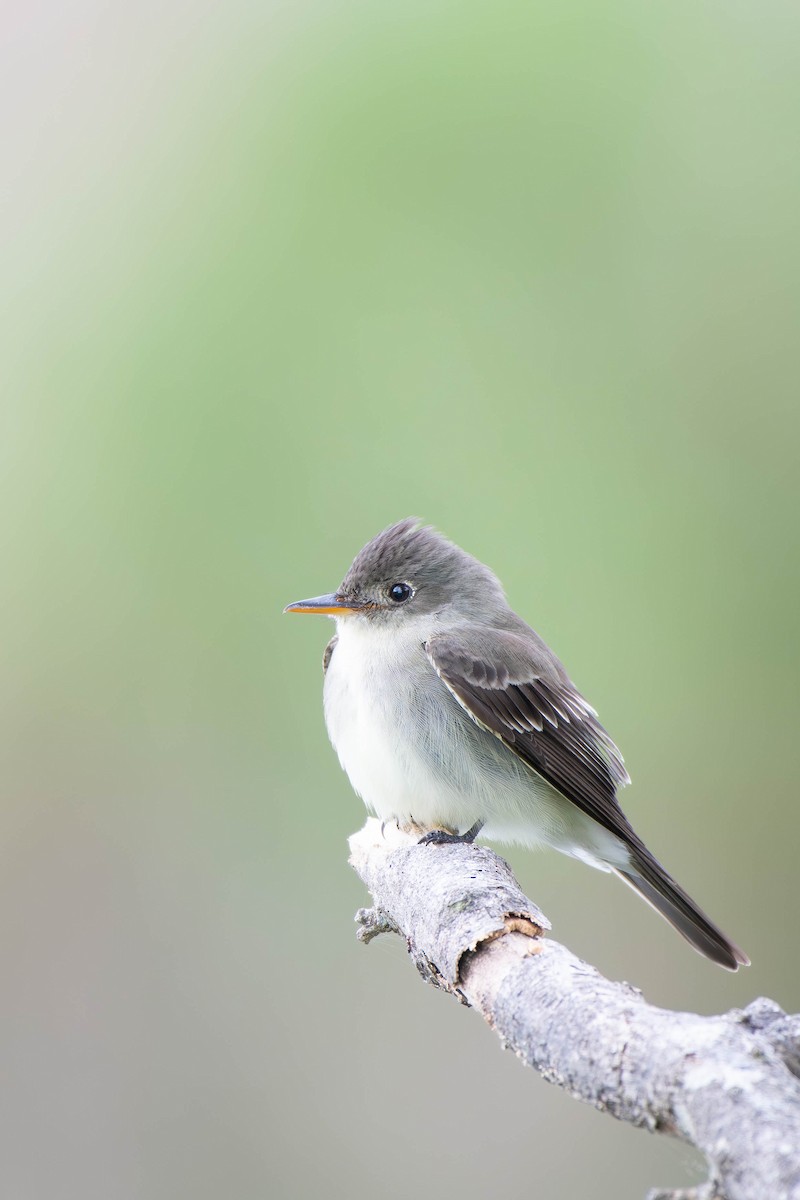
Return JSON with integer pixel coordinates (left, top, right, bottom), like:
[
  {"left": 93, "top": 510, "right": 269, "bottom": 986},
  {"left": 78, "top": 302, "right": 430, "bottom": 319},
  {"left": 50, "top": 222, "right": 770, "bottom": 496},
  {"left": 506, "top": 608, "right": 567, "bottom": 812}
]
[{"left": 613, "top": 846, "right": 750, "bottom": 971}]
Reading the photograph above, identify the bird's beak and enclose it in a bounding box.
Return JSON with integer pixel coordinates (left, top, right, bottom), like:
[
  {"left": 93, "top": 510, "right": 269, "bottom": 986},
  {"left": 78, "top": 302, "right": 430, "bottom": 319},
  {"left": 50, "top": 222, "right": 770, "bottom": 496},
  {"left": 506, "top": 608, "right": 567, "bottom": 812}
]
[{"left": 283, "top": 593, "right": 361, "bottom": 616}]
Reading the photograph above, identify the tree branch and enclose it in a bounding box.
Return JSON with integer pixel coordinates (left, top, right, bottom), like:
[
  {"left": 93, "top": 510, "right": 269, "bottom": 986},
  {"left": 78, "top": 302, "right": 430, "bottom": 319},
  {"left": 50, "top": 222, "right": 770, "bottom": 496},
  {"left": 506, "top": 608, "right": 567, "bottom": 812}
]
[{"left": 349, "top": 819, "right": 800, "bottom": 1200}]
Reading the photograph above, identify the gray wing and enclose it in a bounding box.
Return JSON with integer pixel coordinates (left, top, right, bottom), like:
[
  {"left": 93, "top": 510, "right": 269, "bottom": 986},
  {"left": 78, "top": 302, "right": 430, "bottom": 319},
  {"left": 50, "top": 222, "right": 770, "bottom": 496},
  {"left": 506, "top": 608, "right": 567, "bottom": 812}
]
[
  {"left": 427, "top": 628, "right": 750, "bottom": 972},
  {"left": 323, "top": 635, "right": 338, "bottom": 675},
  {"left": 425, "top": 627, "right": 634, "bottom": 845}
]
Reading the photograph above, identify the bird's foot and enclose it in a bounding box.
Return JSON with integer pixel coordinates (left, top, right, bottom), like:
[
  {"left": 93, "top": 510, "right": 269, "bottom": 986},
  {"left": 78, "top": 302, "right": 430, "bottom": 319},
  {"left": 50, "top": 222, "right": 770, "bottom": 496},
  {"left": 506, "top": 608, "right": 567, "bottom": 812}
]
[{"left": 418, "top": 820, "right": 484, "bottom": 847}]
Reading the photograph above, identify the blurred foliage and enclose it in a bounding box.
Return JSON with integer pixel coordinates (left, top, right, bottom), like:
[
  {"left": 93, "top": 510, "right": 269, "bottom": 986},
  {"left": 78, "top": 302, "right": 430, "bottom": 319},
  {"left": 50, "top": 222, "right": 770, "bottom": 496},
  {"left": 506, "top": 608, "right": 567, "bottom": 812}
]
[{"left": 1, "top": 1, "right": 798, "bottom": 1197}]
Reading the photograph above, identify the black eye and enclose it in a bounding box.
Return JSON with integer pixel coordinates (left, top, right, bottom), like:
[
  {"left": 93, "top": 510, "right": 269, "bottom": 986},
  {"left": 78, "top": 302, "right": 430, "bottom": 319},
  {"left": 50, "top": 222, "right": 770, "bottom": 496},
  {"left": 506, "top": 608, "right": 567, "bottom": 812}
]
[{"left": 388, "top": 582, "right": 413, "bottom": 604}]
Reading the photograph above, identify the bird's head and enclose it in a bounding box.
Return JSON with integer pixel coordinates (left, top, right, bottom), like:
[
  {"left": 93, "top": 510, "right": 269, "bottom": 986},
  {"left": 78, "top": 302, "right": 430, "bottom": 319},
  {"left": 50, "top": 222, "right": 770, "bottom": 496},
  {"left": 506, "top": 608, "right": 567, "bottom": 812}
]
[{"left": 284, "top": 518, "right": 506, "bottom": 627}]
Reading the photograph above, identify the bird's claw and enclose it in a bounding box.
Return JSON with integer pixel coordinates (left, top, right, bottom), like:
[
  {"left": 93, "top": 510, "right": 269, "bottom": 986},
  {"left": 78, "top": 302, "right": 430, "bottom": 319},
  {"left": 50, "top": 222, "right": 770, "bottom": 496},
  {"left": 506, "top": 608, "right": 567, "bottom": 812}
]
[{"left": 418, "top": 820, "right": 484, "bottom": 847}]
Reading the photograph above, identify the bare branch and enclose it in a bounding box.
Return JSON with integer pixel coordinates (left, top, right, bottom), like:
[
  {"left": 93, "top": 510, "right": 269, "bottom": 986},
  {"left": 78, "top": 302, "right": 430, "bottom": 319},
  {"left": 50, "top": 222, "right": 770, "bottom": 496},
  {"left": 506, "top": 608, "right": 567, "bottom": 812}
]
[{"left": 349, "top": 820, "right": 800, "bottom": 1200}]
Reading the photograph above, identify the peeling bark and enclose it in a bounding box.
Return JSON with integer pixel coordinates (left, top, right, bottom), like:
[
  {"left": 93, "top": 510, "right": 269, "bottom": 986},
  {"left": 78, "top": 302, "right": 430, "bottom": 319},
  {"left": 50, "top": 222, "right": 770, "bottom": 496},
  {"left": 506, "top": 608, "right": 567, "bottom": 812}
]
[{"left": 349, "top": 819, "right": 800, "bottom": 1200}]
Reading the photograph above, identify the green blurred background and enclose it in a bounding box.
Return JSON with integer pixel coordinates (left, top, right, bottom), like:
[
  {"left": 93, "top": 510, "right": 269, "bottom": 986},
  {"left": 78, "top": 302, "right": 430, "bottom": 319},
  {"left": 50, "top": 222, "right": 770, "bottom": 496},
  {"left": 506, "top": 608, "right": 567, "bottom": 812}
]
[{"left": 2, "top": 1, "right": 798, "bottom": 1196}]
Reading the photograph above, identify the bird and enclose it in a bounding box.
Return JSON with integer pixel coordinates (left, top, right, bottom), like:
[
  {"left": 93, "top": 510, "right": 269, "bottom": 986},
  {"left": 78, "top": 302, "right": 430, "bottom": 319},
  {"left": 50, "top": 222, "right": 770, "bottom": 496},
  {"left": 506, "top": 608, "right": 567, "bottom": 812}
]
[{"left": 285, "top": 518, "right": 748, "bottom": 970}]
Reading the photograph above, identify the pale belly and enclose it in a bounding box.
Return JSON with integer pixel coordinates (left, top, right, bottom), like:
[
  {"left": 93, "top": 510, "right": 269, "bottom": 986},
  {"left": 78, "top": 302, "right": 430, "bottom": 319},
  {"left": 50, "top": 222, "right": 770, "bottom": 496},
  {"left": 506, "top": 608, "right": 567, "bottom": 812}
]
[
  {"left": 321, "top": 622, "right": 623, "bottom": 867},
  {"left": 323, "top": 632, "right": 460, "bottom": 826}
]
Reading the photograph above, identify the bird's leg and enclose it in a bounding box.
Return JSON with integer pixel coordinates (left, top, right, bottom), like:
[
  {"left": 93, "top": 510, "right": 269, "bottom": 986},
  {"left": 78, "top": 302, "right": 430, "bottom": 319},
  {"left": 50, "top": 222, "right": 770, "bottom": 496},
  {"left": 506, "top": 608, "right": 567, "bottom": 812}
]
[{"left": 418, "top": 819, "right": 484, "bottom": 846}]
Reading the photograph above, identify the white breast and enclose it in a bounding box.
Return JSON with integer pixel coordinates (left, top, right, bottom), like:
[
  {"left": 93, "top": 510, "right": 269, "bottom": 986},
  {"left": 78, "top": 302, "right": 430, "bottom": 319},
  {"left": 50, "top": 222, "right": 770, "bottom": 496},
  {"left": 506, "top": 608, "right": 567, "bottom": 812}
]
[{"left": 323, "top": 618, "right": 442, "bottom": 824}]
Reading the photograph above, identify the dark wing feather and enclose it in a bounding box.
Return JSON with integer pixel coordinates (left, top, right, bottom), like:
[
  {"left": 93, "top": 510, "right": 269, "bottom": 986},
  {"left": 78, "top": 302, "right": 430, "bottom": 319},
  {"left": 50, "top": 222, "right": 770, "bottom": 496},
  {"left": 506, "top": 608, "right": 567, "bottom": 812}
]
[
  {"left": 426, "top": 628, "right": 749, "bottom": 971},
  {"left": 425, "top": 628, "right": 633, "bottom": 846},
  {"left": 323, "top": 635, "right": 338, "bottom": 675}
]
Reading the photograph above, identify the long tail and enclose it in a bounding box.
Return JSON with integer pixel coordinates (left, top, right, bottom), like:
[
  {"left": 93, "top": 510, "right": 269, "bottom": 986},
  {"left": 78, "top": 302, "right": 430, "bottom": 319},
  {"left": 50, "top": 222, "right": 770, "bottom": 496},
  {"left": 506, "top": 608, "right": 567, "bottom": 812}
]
[{"left": 613, "top": 844, "right": 749, "bottom": 971}]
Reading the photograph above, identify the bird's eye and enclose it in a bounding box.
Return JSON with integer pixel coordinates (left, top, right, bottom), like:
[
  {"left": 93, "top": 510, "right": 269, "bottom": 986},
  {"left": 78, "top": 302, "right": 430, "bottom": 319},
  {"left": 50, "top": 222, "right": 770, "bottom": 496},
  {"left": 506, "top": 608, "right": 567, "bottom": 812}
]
[{"left": 388, "top": 582, "right": 413, "bottom": 604}]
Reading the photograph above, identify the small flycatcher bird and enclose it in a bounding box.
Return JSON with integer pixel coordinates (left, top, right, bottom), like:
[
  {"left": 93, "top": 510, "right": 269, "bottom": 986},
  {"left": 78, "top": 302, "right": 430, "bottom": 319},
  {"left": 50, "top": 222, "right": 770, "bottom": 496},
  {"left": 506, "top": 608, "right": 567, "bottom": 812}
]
[{"left": 285, "top": 518, "right": 748, "bottom": 970}]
